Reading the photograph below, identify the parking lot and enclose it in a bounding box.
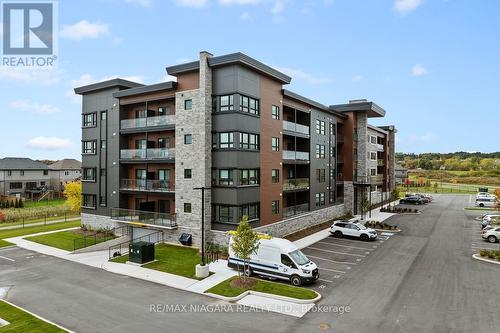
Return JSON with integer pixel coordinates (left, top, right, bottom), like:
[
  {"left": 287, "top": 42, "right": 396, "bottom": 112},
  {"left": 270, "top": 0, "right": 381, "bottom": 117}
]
[
  {"left": 301, "top": 230, "right": 395, "bottom": 290},
  {"left": 470, "top": 214, "right": 500, "bottom": 253}
]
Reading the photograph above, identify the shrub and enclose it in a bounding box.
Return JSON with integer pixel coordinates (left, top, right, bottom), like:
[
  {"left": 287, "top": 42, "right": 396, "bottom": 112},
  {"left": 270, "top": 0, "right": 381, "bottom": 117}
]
[
  {"left": 0, "top": 210, "right": 5, "bottom": 222},
  {"left": 479, "top": 249, "right": 489, "bottom": 257}
]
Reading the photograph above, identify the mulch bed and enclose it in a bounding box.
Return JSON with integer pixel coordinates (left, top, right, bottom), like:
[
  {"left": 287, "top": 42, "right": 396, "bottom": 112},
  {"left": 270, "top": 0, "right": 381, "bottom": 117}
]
[
  {"left": 284, "top": 220, "right": 334, "bottom": 242},
  {"left": 230, "top": 277, "right": 257, "bottom": 289}
]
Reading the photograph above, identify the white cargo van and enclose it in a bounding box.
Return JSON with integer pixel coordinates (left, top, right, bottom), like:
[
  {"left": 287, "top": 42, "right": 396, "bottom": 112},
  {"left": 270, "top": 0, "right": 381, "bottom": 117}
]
[
  {"left": 476, "top": 197, "right": 497, "bottom": 208},
  {"left": 228, "top": 236, "right": 319, "bottom": 286}
]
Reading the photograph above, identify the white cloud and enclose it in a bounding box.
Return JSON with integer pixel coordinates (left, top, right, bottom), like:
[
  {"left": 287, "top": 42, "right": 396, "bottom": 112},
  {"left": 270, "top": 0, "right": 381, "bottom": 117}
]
[
  {"left": 411, "top": 64, "right": 428, "bottom": 76},
  {"left": 125, "top": 0, "right": 153, "bottom": 7},
  {"left": 393, "top": 0, "right": 423, "bottom": 14},
  {"left": 274, "top": 66, "right": 331, "bottom": 85},
  {"left": 60, "top": 21, "right": 110, "bottom": 41},
  {"left": 175, "top": 0, "right": 208, "bottom": 8},
  {"left": 351, "top": 74, "right": 364, "bottom": 82},
  {"left": 0, "top": 67, "right": 63, "bottom": 85},
  {"left": 271, "top": 0, "right": 284, "bottom": 14},
  {"left": 26, "top": 137, "right": 72, "bottom": 150},
  {"left": 10, "top": 100, "right": 59, "bottom": 114}
]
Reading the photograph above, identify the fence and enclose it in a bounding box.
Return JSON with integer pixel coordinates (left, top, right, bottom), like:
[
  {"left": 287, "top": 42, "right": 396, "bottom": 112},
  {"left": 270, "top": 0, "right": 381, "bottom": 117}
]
[
  {"left": 0, "top": 212, "right": 80, "bottom": 228},
  {"left": 108, "top": 230, "right": 164, "bottom": 259},
  {"left": 73, "top": 225, "right": 131, "bottom": 252},
  {"left": 399, "top": 182, "right": 500, "bottom": 194}
]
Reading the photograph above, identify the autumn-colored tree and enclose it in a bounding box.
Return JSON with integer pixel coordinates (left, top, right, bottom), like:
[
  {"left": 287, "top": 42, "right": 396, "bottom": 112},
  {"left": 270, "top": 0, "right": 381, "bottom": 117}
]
[
  {"left": 417, "top": 176, "right": 426, "bottom": 187},
  {"left": 64, "top": 181, "right": 82, "bottom": 212}
]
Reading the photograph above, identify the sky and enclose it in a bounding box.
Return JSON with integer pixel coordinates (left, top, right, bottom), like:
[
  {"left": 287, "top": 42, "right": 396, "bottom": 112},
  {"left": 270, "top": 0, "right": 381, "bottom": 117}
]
[{"left": 0, "top": 0, "right": 499, "bottom": 161}]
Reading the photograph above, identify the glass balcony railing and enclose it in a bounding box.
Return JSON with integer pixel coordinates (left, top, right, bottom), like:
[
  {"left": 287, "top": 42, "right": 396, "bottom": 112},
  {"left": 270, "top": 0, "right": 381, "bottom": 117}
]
[
  {"left": 282, "top": 121, "right": 310, "bottom": 135},
  {"left": 111, "top": 208, "right": 177, "bottom": 228},
  {"left": 120, "top": 179, "right": 173, "bottom": 192},
  {"left": 120, "top": 115, "right": 175, "bottom": 130},
  {"left": 120, "top": 148, "right": 175, "bottom": 160},
  {"left": 283, "top": 150, "right": 310, "bottom": 161},
  {"left": 283, "top": 203, "right": 309, "bottom": 218},
  {"left": 283, "top": 178, "right": 309, "bottom": 191}
]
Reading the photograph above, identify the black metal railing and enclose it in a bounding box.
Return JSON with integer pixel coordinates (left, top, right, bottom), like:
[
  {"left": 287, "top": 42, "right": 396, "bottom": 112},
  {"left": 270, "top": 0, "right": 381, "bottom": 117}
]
[
  {"left": 108, "top": 230, "right": 164, "bottom": 259},
  {"left": 73, "top": 225, "right": 131, "bottom": 252},
  {"left": 119, "top": 179, "right": 174, "bottom": 193},
  {"left": 110, "top": 208, "right": 177, "bottom": 228}
]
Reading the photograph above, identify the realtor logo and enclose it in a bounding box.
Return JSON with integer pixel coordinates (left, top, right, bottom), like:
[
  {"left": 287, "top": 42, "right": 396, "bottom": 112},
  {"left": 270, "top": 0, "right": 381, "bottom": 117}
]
[{"left": 1, "top": 1, "right": 58, "bottom": 67}]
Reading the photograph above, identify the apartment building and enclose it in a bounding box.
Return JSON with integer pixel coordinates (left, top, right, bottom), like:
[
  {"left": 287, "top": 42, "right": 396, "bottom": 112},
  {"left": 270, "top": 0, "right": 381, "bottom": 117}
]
[{"left": 75, "top": 51, "right": 396, "bottom": 246}]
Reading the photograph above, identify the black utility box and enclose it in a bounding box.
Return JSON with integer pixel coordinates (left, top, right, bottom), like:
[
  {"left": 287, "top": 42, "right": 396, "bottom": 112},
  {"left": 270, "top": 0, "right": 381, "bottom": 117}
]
[
  {"left": 129, "top": 241, "right": 155, "bottom": 264},
  {"left": 179, "top": 233, "right": 192, "bottom": 246}
]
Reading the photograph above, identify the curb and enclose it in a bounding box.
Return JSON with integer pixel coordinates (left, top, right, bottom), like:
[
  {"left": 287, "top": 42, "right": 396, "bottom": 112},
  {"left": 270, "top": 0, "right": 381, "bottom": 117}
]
[
  {"left": 372, "top": 228, "right": 401, "bottom": 233},
  {"left": 204, "top": 289, "right": 322, "bottom": 304},
  {"left": 472, "top": 254, "right": 500, "bottom": 265},
  {"left": 1, "top": 300, "right": 75, "bottom": 333}
]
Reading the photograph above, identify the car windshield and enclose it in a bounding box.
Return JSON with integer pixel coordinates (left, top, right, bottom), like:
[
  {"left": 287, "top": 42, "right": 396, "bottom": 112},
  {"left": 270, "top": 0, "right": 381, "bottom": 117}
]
[
  {"left": 356, "top": 223, "right": 367, "bottom": 230},
  {"left": 289, "top": 250, "right": 310, "bottom": 266}
]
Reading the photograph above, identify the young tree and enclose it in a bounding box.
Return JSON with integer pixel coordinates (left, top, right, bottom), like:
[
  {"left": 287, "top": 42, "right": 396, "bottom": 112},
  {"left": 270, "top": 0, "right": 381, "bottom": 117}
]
[
  {"left": 359, "top": 193, "right": 370, "bottom": 220},
  {"left": 433, "top": 182, "right": 439, "bottom": 193},
  {"left": 230, "top": 215, "right": 260, "bottom": 283},
  {"left": 18, "top": 199, "right": 24, "bottom": 208},
  {"left": 390, "top": 188, "right": 400, "bottom": 209},
  {"left": 64, "top": 181, "right": 82, "bottom": 212},
  {"left": 14, "top": 198, "right": 19, "bottom": 208}
]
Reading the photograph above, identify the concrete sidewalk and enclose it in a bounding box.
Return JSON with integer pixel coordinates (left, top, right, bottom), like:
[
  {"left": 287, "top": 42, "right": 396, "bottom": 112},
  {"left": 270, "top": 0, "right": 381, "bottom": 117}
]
[{"left": 0, "top": 217, "right": 80, "bottom": 231}]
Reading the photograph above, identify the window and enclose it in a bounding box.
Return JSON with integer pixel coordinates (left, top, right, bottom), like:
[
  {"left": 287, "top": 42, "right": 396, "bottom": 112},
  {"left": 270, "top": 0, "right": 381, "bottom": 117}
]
[
  {"left": 20, "top": 170, "right": 24, "bottom": 176},
  {"left": 315, "top": 193, "right": 325, "bottom": 206},
  {"left": 219, "top": 95, "right": 234, "bottom": 112},
  {"left": 315, "top": 144, "right": 325, "bottom": 158},
  {"left": 329, "top": 190, "right": 335, "bottom": 203},
  {"left": 219, "top": 169, "right": 233, "bottom": 186},
  {"left": 136, "top": 139, "right": 147, "bottom": 149},
  {"left": 219, "top": 206, "right": 233, "bottom": 223},
  {"left": 240, "top": 203, "right": 259, "bottom": 221},
  {"left": 240, "top": 169, "right": 259, "bottom": 185},
  {"left": 316, "top": 169, "right": 326, "bottom": 183},
  {"left": 271, "top": 105, "right": 280, "bottom": 119},
  {"left": 43, "top": 170, "right": 48, "bottom": 176},
  {"left": 184, "top": 169, "right": 192, "bottom": 179},
  {"left": 315, "top": 120, "right": 325, "bottom": 135},
  {"left": 271, "top": 137, "right": 280, "bottom": 151},
  {"left": 100, "top": 169, "right": 106, "bottom": 177},
  {"left": 184, "top": 134, "right": 192, "bottom": 144},
  {"left": 271, "top": 169, "right": 280, "bottom": 183},
  {"left": 101, "top": 140, "right": 106, "bottom": 149},
  {"left": 240, "top": 95, "right": 259, "bottom": 115},
  {"left": 7, "top": 170, "right": 11, "bottom": 176},
  {"left": 82, "top": 141, "right": 97, "bottom": 154},
  {"left": 99, "top": 196, "right": 106, "bottom": 206},
  {"left": 239, "top": 132, "right": 259, "bottom": 150},
  {"left": 330, "top": 146, "right": 335, "bottom": 157},
  {"left": 281, "top": 254, "right": 297, "bottom": 269},
  {"left": 370, "top": 135, "right": 377, "bottom": 144},
  {"left": 9, "top": 182, "right": 22, "bottom": 189},
  {"left": 369, "top": 152, "right": 377, "bottom": 161},
  {"left": 184, "top": 203, "right": 192, "bottom": 213},
  {"left": 82, "top": 194, "right": 96, "bottom": 208},
  {"left": 82, "top": 168, "right": 96, "bottom": 181},
  {"left": 158, "top": 107, "right": 169, "bottom": 115},
  {"left": 271, "top": 200, "right": 279, "bottom": 215},
  {"left": 370, "top": 168, "right": 377, "bottom": 176},
  {"left": 83, "top": 113, "right": 96, "bottom": 127},
  {"left": 184, "top": 99, "right": 192, "bottom": 110},
  {"left": 100, "top": 111, "right": 107, "bottom": 121},
  {"left": 330, "top": 123, "right": 336, "bottom": 136},
  {"left": 215, "top": 132, "right": 234, "bottom": 149}
]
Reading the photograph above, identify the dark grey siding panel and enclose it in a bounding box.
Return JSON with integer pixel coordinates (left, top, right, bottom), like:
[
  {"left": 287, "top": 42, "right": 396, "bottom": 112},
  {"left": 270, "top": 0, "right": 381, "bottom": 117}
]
[
  {"left": 212, "top": 186, "right": 259, "bottom": 206},
  {"left": 212, "top": 113, "right": 260, "bottom": 133},
  {"left": 212, "top": 65, "right": 260, "bottom": 98},
  {"left": 212, "top": 151, "right": 260, "bottom": 169}
]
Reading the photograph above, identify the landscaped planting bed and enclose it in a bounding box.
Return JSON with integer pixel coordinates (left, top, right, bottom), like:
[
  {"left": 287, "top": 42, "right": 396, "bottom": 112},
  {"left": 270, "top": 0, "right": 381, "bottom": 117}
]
[{"left": 479, "top": 249, "right": 500, "bottom": 261}]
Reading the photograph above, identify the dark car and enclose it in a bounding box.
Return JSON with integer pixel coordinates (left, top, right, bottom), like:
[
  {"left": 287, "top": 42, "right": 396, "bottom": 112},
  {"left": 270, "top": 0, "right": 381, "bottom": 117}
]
[{"left": 400, "top": 196, "right": 425, "bottom": 205}]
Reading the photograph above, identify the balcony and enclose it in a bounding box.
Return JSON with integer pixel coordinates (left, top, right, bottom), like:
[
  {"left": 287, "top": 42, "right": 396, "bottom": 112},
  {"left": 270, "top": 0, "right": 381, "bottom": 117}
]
[
  {"left": 283, "top": 178, "right": 309, "bottom": 191},
  {"left": 111, "top": 208, "right": 177, "bottom": 229},
  {"left": 120, "top": 115, "right": 175, "bottom": 131},
  {"left": 120, "top": 179, "right": 174, "bottom": 193},
  {"left": 120, "top": 148, "right": 175, "bottom": 162},
  {"left": 283, "top": 203, "right": 309, "bottom": 218},
  {"left": 282, "top": 121, "right": 310, "bottom": 136},
  {"left": 283, "top": 150, "right": 309, "bottom": 162},
  {"left": 376, "top": 143, "right": 384, "bottom": 151},
  {"left": 377, "top": 159, "right": 385, "bottom": 166},
  {"left": 354, "top": 175, "right": 384, "bottom": 184}
]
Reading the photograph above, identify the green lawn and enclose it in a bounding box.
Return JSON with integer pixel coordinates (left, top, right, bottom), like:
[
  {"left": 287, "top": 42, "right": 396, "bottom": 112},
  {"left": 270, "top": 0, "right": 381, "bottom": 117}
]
[
  {"left": 110, "top": 243, "right": 201, "bottom": 279},
  {"left": 206, "top": 276, "right": 318, "bottom": 300},
  {"left": 0, "top": 300, "right": 66, "bottom": 333},
  {"left": 25, "top": 229, "right": 115, "bottom": 251},
  {"left": 23, "top": 199, "right": 66, "bottom": 208},
  {"left": 0, "top": 240, "right": 13, "bottom": 248},
  {"left": 0, "top": 221, "right": 80, "bottom": 241}
]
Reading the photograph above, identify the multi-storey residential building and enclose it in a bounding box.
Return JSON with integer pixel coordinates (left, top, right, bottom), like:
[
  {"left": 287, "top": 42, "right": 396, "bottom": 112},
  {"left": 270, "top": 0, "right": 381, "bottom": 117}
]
[
  {"left": 48, "top": 159, "right": 82, "bottom": 191},
  {"left": 75, "top": 51, "right": 396, "bottom": 246},
  {"left": 0, "top": 158, "right": 51, "bottom": 197}
]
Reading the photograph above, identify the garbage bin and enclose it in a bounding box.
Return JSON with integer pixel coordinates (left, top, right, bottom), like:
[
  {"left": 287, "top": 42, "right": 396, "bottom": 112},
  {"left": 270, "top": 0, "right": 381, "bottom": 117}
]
[
  {"left": 129, "top": 241, "right": 155, "bottom": 264},
  {"left": 179, "top": 233, "right": 192, "bottom": 246}
]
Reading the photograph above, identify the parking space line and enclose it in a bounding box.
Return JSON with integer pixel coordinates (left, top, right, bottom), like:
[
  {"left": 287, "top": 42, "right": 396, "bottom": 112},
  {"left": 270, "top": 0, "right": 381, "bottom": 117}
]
[
  {"left": 306, "top": 255, "right": 358, "bottom": 265},
  {"left": 0, "top": 255, "right": 15, "bottom": 262},
  {"left": 307, "top": 246, "right": 366, "bottom": 258},
  {"left": 317, "top": 241, "right": 374, "bottom": 251},
  {"left": 319, "top": 267, "right": 346, "bottom": 274},
  {"left": 318, "top": 278, "right": 334, "bottom": 283}
]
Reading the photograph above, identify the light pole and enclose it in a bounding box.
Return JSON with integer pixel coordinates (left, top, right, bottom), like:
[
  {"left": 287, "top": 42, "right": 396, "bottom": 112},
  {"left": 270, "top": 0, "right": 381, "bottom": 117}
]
[{"left": 193, "top": 186, "right": 210, "bottom": 266}]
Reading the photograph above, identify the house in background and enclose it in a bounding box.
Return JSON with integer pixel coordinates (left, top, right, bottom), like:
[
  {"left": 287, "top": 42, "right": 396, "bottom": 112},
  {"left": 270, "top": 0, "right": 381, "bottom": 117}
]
[
  {"left": 0, "top": 157, "right": 50, "bottom": 197},
  {"left": 395, "top": 163, "right": 408, "bottom": 184},
  {"left": 49, "top": 159, "right": 82, "bottom": 191}
]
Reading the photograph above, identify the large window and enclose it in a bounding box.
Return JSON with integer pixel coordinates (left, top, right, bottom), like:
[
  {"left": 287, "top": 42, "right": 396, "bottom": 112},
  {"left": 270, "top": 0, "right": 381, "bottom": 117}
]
[
  {"left": 370, "top": 135, "right": 378, "bottom": 144},
  {"left": 240, "top": 203, "right": 259, "bottom": 221},
  {"left": 315, "top": 193, "right": 325, "bottom": 206},
  {"left": 315, "top": 144, "right": 325, "bottom": 158},
  {"left": 272, "top": 137, "right": 280, "bottom": 151},
  {"left": 271, "top": 169, "right": 279, "bottom": 183},
  {"left": 271, "top": 200, "right": 279, "bottom": 215},
  {"left": 316, "top": 169, "right": 326, "bottom": 183},
  {"left": 9, "top": 182, "right": 22, "bottom": 189},
  {"left": 316, "top": 120, "right": 325, "bottom": 135},
  {"left": 219, "top": 169, "right": 233, "bottom": 186},
  {"left": 370, "top": 168, "right": 377, "bottom": 176},
  {"left": 82, "top": 168, "right": 96, "bottom": 181},
  {"left": 82, "top": 141, "right": 96, "bottom": 154},
  {"left": 82, "top": 194, "right": 96, "bottom": 208},
  {"left": 219, "top": 206, "right": 233, "bottom": 223},
  {"left": 219, "top": 95, "right": 234, "bottom": 112},
  {"left": 215, "top": 132, "right": 234, "bottom": 149},
  {"left": 271, "top": 105, "right": 280, "bottom": 119},
  {"left": 240, "top": 169, "right": 259, "bottom": 185},
  {"left": 239, "top": 132, "right": 259, "bottom": 150},
  {"left": 83, "top": 113, "right": 96, "bottom": 127},
  {"left": 369, "top": 151, "right": 377, "bottom": 161},
  {"left": 240, "top": 95, "right": 259, "bottom": 115}
]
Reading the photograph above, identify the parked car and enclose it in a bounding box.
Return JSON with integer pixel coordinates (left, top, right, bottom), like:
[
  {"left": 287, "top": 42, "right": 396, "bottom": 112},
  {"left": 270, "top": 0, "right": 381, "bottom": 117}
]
[
  {"left": 482, "top": 226, "right": 500, "bottom": 243},
  {"left": 228, "top": 236, "right": 319, "bottom": 286},
  {"left": 399, "top": 196, "right": 425, "bottom": 205},
  {"left": 481, "top": 215, "right": 500, "bottom": 228},
  {"left": 475, "top": 197, "right": 497, "bottom": 208},
  {"left": 330, "top": 221, "right": 377, "bottom": 241}
]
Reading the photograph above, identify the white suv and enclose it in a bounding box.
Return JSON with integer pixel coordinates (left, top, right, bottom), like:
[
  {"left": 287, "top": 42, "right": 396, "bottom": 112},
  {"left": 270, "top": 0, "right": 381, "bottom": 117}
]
[
  {"left": 330, "top": 221, "right": 378, "bottom": 241},
  {"left": 482, "top": 226, "right": 500, "bottom": 243}
]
